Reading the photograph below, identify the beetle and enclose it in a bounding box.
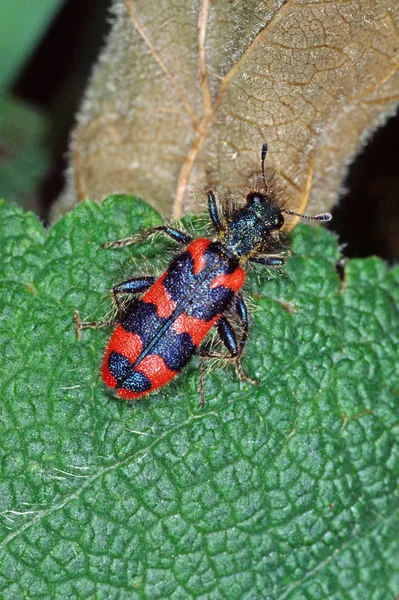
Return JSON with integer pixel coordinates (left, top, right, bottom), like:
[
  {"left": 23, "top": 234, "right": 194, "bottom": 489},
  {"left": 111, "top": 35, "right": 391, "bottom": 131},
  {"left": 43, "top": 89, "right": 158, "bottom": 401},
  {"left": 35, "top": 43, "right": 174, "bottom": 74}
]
[{"left": 75, "top": 144, "right": 331, "bottom": 404}]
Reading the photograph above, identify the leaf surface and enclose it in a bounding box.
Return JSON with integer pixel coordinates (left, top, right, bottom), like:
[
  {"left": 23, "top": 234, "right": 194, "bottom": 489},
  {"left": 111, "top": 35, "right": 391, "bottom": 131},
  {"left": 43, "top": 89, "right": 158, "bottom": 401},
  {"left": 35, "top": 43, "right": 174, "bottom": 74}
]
[
  {"left": 55, "top": 0, "right": 399, "bottom": 220},
  {"left": 0, "top": 195, "right": 398, "bottom": 599}
]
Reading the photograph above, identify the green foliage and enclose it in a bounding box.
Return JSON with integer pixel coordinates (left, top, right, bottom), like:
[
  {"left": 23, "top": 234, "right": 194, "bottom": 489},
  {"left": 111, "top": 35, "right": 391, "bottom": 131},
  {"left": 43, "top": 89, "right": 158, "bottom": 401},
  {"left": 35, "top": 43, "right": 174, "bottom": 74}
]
[
  {"left": 0, "top": 96, "right": 50, "bottom": 209},
  {"left": 0, "top": 0, "right": 66, "bottom": 89},
  {"left": 0, "top": 195, "right": 398, "bottom": 599}
]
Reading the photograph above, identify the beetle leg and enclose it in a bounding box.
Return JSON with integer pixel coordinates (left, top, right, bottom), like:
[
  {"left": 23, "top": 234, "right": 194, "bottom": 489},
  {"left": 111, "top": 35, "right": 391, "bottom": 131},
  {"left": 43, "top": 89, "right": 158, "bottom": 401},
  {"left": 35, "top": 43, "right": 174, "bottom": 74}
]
[
  {"left": 235, "top": 293, "right": 248, "bottom": 356},
  {"left": 234, "top": 293, "right": 259, "bottom": 385},
  {"left": 75, "top": 275, "right": 156, "bottom": 340},
  {"left": 204, "top": 295, "right": 250, "bottom": 360},
  {"left": 198, "top": 318, "right": 237, "bottom": 406},
  {"left": 100, "top": 225, "right": 192, "bottom": 250},
  {"left": 198, "top": 318, "right": 237, "bottom": 407},
  {"left": 199, "top": 354, "right": 207, "bottom": 407},
  {"left": 250, "top": 255, "right": 285, "bottom": 266},
  {"left": 112, "top": 276, "right": 155, "bottom": 311},
  {"left": 199, "top": 298, "right": 258, "bottom": 405},
  {"left": 218, "top": 313, "right": 257, "bottom": 385},
  {"left": 207, "top": 189, "right": 224, "bottom": 232},
  {"left": 73, "top": 310, "right": 117, "bottom": 341}
]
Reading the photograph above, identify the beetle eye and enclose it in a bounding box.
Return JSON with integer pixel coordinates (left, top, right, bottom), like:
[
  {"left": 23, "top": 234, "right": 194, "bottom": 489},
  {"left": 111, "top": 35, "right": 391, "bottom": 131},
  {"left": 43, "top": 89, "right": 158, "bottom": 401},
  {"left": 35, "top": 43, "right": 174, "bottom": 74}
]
[{"left": 272, "top": 213, "right": 284, "bottom": 229}]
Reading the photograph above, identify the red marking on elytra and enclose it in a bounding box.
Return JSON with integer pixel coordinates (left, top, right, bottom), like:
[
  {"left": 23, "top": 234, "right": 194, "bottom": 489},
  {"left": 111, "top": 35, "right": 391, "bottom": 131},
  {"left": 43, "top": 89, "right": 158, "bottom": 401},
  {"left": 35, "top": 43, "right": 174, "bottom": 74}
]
[
  {"left": 138, "top": 354, "right": 177, "bottom": 389},
  {"left": 116, "top": 355, "right": 177, "bottom": 400},
  {"left": 187, "top": 238, "right": 210, "bottom": 275},
  {"left": 142, "top": 272, "right": 176, "bottom": 318},
  {"left": 117, "top": 387, "right": 142, "bottom": 400},
  {"left": 173, "top": 313, "right": 219, "bottom": 346},
  {"left": 210, "top": 268, "right": 245, "bottom": 292},
  {"left": 105, "top": 326, "right": 142, "bottom": 363},
  {"left": 102, "top": 326, "right": 142, "bottom": 389},
  {"left": 102, "top": 362, "right": 117, "bottom": 388}
]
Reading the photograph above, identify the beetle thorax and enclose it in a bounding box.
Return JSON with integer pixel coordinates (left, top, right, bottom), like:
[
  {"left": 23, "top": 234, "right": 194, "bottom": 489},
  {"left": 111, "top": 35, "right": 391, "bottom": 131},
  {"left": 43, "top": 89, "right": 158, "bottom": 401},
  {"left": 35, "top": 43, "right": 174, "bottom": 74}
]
[{"left": 218, "top": 208, "right": 271, "bottom": 261}]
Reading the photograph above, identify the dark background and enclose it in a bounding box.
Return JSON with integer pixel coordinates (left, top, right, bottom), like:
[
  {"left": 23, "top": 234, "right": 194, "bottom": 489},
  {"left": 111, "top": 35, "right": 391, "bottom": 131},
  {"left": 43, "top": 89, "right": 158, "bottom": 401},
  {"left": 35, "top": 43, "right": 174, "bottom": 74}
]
[{"left": 7, "top": 0, "right": 399, "bottom": 261}]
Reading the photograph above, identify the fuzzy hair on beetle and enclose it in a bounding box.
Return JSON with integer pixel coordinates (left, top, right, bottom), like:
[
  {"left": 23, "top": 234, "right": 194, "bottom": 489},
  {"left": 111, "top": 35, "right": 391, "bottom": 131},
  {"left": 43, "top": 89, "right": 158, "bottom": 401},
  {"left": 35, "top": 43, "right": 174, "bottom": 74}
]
[{"left": 75, "top": 143, "right": 332, "bottom": 404}]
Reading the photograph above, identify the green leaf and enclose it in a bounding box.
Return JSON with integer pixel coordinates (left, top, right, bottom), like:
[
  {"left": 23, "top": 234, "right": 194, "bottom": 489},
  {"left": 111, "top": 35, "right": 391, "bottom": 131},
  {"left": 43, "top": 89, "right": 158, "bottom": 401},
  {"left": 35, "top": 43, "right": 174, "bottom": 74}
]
[
  {"left": 0, "top": 195, "right": 398, "bottom": 599},
  {"left": 0, "top": 96, "right": 50, "bottom": 210},
  {"left": 0, "top": 0, "right": 66, "bottom": 89}
]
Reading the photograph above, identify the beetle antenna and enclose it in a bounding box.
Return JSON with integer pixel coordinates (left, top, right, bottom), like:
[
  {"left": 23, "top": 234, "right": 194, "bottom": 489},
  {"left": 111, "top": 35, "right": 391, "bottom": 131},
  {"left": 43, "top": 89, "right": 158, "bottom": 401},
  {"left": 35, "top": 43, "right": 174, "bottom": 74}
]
[
  {"left": 283, "top": 208, "right": 332, "bottom": 222},
  {"left": 261, "top": 143, "right": 268, "bottom": 191},
  {"left": 260, "top": 143, "right": 332, "bottom": 222}
]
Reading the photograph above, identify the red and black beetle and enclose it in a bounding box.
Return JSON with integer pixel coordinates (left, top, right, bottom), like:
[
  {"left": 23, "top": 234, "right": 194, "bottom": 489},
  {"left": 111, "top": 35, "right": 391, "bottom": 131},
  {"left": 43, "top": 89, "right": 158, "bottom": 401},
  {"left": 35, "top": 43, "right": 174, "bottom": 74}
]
[{"left": 75, "top": 144, "right": 331, "bottom": 404}]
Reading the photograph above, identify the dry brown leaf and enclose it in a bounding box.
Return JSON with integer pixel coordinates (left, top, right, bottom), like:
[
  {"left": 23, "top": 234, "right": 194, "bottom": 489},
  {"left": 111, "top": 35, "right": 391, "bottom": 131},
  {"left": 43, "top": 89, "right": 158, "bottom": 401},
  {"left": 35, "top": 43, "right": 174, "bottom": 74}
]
[{"left": 53, "top": 0, "right": 399, "bottom": 221}]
